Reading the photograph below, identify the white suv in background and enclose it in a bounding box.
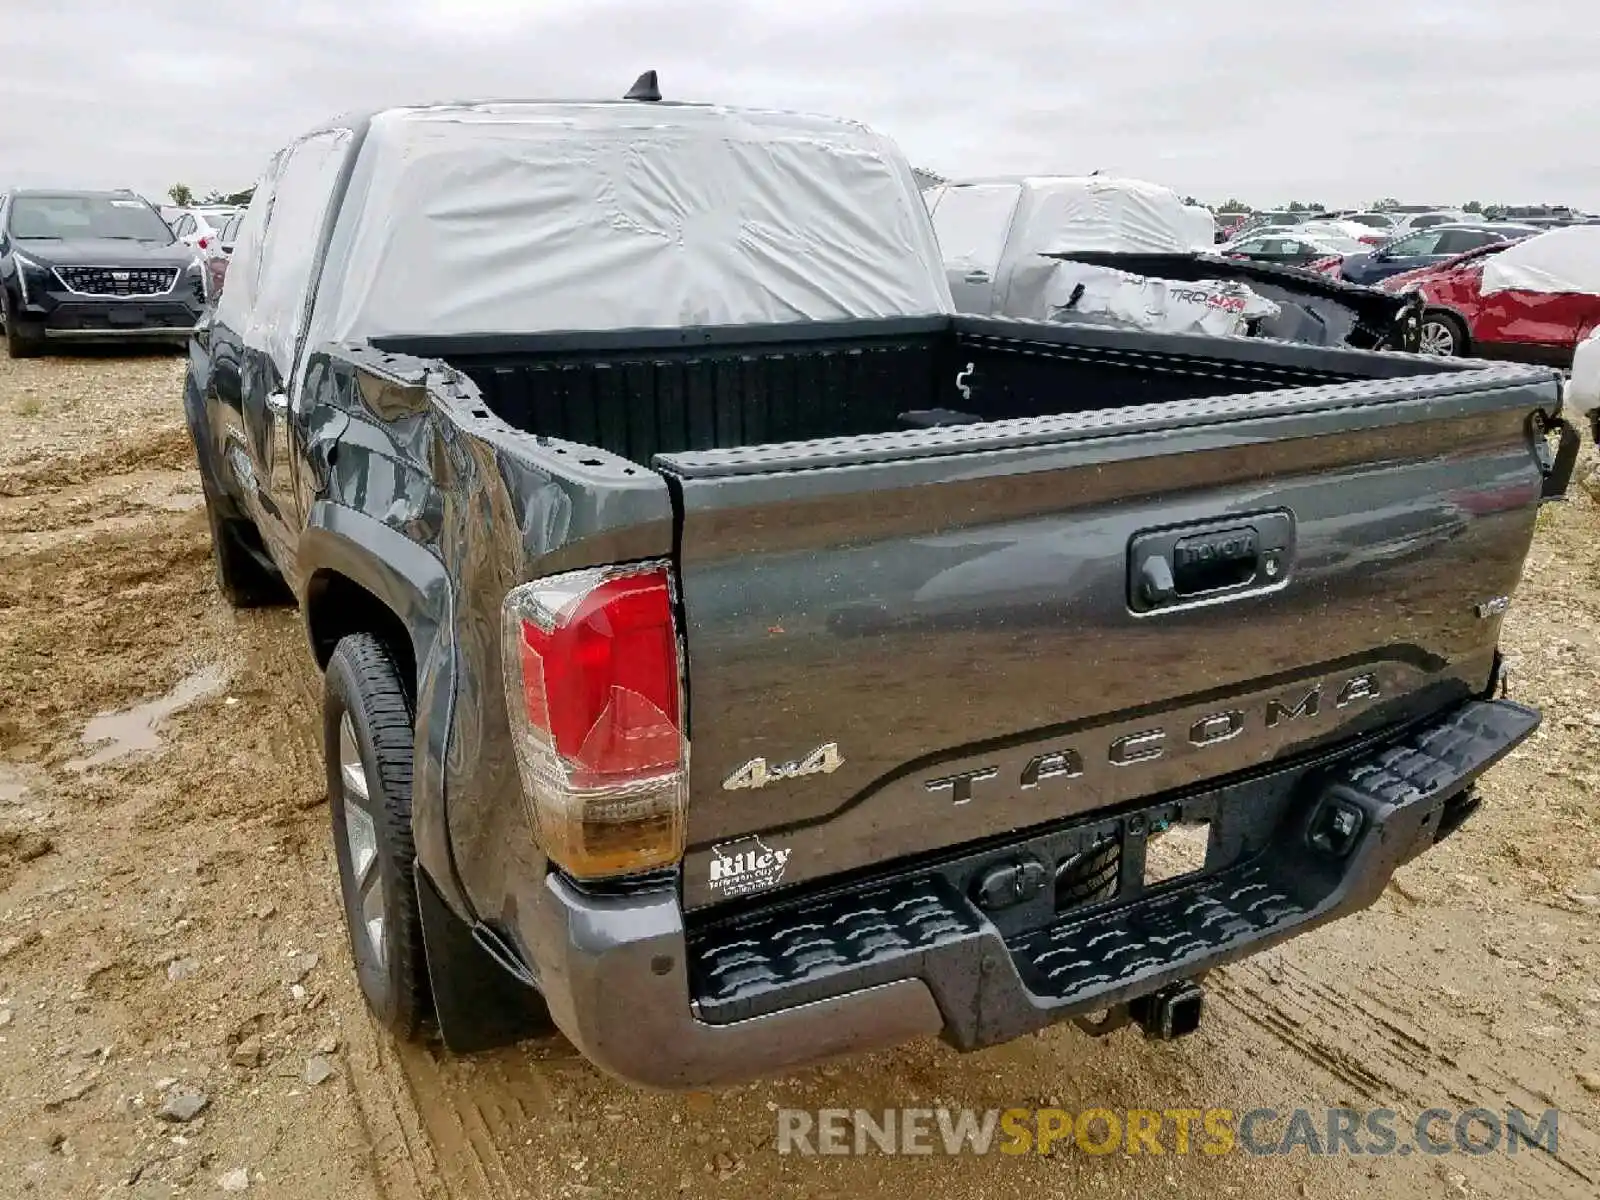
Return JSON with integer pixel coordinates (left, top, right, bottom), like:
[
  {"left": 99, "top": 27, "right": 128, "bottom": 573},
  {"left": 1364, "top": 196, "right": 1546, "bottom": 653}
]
[{"left": 171, "top": 207, "right": 239, "bottom": 253}]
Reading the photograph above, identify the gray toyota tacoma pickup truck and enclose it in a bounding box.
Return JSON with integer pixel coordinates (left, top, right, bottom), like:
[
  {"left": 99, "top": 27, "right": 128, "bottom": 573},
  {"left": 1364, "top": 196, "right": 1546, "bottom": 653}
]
[{"left": 184, "top": 80, "right": 1575, "bottom": 1089}]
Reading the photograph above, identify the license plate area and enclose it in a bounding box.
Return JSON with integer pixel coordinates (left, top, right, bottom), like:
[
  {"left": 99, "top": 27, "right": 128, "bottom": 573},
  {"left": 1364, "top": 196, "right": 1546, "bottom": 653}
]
[
  {"left": 946, "top": 792, "right": 1236, "bottom": 941},
  {"left": 1144, "top": 820, "right": 1212, "bottom": 886}
]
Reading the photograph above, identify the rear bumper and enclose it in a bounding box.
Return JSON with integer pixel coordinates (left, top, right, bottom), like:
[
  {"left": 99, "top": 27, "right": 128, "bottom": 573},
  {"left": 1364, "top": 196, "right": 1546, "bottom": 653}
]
[{"left": 517, "top": 698, "right": 1537, "bottom": 1089}]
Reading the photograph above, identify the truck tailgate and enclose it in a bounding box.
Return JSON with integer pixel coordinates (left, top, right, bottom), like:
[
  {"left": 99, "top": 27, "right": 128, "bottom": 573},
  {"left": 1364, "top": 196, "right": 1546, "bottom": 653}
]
[{"left": 657, "top": 366, "right": 1559, "bottom": 911}]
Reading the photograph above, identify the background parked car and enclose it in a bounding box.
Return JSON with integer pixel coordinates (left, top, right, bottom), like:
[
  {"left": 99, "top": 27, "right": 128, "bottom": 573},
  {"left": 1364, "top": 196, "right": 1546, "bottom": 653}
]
[
  {"left": 1376, "top": 241, "right": 1513, "bottom": 294},
  {"left": 925, "top": 177, "right": 1418, "bottom": 348},
  {"left": 1213, "top": 210, "right": 1252, "bottom": 242},
  {"left": 1377, "top": 225, "right": 1600, "bottom": 365},
  {"left": 171, "top": 207, "right": 239, "bottom": 253},
  {"left": 203, "top": 210, "right": 244, "bottom": 298},
  {"left": 1219, "top": 229, "right": 1368, "bottom": 268},
  {"left": 1337, "top": 222, "right": 1541, "bottom": 286},
  {"left": 1386, "top": 210, "right": 1468, "bottom": 236},
  {"left": 1341, "top": 212, "right": 1399, "bottom": 244},
  {"left": 1488, "top": 204, "right": 1584, "bottom": 228},
  {"left": 1231, "top": 210, "right": 1317, "bottom": 238},
  {"left": 1292, "top": 218, "right": 1390, "bottom": 244},
  {"left": 0, "top": 188, "right": 208, "bottom": 356}
]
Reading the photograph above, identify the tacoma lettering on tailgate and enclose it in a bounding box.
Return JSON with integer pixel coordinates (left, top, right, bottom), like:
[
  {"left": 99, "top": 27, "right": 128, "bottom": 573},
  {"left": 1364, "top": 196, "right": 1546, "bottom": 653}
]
[{"left": 926, "top": 673, "right": 1379, "bottom": 803}]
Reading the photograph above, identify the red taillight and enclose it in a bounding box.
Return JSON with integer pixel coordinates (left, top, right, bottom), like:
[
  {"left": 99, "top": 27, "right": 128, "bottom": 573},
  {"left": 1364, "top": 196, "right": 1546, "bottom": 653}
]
[
  {"left": 198, "top": 236, "right": 210, "bottom": 249},
  {"left": 1360, "top": 235, "right": 1386, "bottom": 246},
  {"left": 517, "top": 571, "right": 681, "bottom": 785},
  {"left": 503, "top": 563, "right": 687, "bottom": 877},
  {"left": 1308, "top": 255, "right": 1342, "bottom": 277}
]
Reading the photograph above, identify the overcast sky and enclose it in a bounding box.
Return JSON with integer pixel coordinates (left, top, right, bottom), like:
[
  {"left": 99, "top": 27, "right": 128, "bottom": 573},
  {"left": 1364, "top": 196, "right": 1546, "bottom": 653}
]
[{"left": 5, "top": 0, "right": 1597, "bottom": 210}]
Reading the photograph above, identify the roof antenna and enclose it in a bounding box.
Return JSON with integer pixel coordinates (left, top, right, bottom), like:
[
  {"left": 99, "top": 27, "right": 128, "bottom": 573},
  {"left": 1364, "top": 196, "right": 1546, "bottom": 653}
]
[{"left": 625, "top": 70, "right": 662, "bottom": 102}]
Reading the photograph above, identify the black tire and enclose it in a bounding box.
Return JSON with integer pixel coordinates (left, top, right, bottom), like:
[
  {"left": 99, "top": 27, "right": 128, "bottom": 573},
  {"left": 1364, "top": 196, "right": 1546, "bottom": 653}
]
[
  {"left": 325, "top": 634, "right": 431, "bottom": 1040},
  {"left": 202, "top": 489, "right": 290, "bottom": 607},
  {"left": 1420, "top": 310, "right": 1468, "bottom": 358},
  {"left": 3, "top": 290, "right": 44, "bottom": 358}
]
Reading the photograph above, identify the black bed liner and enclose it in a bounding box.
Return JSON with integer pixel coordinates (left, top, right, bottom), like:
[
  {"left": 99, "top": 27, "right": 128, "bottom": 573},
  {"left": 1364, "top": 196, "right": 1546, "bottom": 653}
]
[{"left": 374, "top": 316, "right": 1459, "bottom": 467}]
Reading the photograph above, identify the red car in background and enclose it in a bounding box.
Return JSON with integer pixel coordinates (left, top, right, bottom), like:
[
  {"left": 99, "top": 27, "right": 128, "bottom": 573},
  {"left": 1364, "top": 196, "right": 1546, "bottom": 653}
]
[{"left": 1378, "top": 226, "right": 1600, "bottom": 365}]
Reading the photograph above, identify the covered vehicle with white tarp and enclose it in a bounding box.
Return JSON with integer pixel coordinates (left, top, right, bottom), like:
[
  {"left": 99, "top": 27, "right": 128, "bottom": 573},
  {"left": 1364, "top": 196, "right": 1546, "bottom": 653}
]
[
  {"left": 1183, "top": 204, "right": 1218, "bottom": 250},
  {"left": 926, "top": 176, "right": 1418, "bottom": 349},
  {"left": 925, "top": 175, "right": 1199, "bottom": 316},
  {"left": 1480, "top": 223, "right": 1600, "bottom": 297},
  {"left": 1383, "top": 224, "right": 1600, "bottom": 366}
]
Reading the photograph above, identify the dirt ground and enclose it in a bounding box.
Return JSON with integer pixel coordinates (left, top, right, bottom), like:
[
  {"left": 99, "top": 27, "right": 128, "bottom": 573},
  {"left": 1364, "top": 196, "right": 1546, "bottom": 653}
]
[{"left": 0, "top": 348, "right": 1597, "bottom": 1200}]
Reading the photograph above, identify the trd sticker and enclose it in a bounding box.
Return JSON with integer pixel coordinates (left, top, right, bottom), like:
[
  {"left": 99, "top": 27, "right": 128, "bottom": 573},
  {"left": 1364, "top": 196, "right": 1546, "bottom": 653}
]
[{"left": 708, "top": 836, "right": 792, "bottom": 898}]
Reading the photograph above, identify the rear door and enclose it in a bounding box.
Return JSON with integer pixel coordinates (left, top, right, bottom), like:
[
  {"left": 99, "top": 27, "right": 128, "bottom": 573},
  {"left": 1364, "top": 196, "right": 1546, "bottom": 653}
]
[
  {"left": 928, "top": 183, "right": 1020, "bottom": 314},
  {"left": 231, "top": 128, "right": 353, "bottom": 572},
  {"left": 658, "top": 356, "right": 1552, "bottom": 910}
]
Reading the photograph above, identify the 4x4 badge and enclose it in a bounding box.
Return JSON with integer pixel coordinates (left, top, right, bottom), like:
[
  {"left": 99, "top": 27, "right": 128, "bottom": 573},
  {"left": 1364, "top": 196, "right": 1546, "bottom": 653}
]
[{"left": 723, "top": 743, "right": 844, "bottom": 791}]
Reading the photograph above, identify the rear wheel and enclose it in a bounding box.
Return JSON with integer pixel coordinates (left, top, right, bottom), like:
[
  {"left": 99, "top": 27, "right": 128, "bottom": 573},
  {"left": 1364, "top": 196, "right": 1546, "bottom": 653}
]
[
  {"left": 1420, "top": 311, "right": 1467, "bottom": 357},
  {"left": 326, "top": 634, "right": 430, "bottom": 1040},
  {"left": 3, "top": 291, "right": 44, "bottom": 358}
]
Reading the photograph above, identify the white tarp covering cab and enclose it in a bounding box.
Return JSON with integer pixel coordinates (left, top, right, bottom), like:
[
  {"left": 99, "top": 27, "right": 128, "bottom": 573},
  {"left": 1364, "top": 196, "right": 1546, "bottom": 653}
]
[
  {"left": 1480, "top": 224, "right": 1600, "bottom": 296},
  {"left": 1041, "top": 260, "right": 1279, "bottom": 338},
  {"left": 309, "top": 102, "right": 952, "bottom": 343}
]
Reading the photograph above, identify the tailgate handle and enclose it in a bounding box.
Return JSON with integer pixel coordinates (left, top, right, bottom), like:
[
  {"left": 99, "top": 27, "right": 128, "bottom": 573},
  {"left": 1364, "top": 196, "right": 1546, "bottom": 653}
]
[
  {"left": 1129, "top": 511, "right": 1295, "bottom": 614},
  {"left": 1169, "top": 528, "right": 1260, "bottom": 594}
]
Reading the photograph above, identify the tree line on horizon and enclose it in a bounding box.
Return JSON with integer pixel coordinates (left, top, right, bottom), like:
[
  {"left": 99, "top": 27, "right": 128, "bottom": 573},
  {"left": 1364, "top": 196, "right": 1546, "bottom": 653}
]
[
  {"left": 166, "top": 182, "right": 255, "bottom": 208},
  {"left": 1197, "top": 197, "right": 1551, "bottom": 217}
]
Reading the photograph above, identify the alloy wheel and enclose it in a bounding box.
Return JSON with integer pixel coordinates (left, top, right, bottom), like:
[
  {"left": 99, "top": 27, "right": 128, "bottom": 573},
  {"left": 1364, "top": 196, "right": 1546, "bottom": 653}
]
[
  {"left": 1420, "top": 320, "right": 1456, "bottom": 356},
  {"left": 338, "top": 712, "right": 387, "bottom": 971}
]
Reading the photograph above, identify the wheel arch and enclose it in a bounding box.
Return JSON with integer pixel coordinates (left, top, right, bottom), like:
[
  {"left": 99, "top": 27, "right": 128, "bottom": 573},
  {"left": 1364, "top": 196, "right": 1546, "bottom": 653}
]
[
  {"left": 305, "top": 569, "right": 420, "bottom": 697},
  {"left": 298, "top": 503, "right": 469, "bottom": 921},
  {"left": 300, "top": 505, "right": 551, "bottom": 1052}
]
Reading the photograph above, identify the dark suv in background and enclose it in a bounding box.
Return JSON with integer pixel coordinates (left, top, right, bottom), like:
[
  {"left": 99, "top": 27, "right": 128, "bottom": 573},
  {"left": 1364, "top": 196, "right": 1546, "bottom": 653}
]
[
  {"left": 0, "top": 188, "right": 207, "bottom": 356},
  {"left": 1336, "top": 222, "right": 1541, "bottom": 286}
]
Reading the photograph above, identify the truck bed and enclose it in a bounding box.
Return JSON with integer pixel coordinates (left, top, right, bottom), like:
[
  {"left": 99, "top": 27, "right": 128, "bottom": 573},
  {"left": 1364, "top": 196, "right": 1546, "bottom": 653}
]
[
  {"left": 364, "top": 317, "right": 1563, "bottom": 915},
  {"left": 373, "top": 316, "right": 1452, "bottom": 468}
]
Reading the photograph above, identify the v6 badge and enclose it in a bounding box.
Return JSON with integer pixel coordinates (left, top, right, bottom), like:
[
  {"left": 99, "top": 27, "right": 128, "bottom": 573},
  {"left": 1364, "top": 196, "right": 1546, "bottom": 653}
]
[{"left": 722, "top": 743, "right": 844, "bottom": 791}]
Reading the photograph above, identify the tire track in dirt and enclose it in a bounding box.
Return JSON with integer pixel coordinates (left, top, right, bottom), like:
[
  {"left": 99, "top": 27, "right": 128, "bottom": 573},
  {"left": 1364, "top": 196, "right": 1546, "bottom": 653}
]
[
  {"left": 1216, "top": 950, "right": 1597, "bottom": 1198},
  {"left": 0, "top": 426, "right": 196, "bottom": 498}
]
